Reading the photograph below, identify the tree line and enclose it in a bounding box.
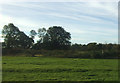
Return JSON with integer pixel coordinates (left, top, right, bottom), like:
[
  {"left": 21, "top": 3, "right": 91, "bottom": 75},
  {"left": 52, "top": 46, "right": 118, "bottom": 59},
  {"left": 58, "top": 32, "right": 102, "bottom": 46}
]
[
  {"left": 1, "top": 23, "right": 119, "bottom": 58},
  {"left": 2, "top": 23, "right": 71, "bottom": 50}
]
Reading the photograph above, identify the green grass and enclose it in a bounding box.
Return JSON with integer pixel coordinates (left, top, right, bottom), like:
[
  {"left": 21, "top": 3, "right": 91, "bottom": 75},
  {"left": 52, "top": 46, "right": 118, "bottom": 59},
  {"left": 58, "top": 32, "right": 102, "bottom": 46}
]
[{"left": 2, "top": 56, "right": 119, "bottom": 81}]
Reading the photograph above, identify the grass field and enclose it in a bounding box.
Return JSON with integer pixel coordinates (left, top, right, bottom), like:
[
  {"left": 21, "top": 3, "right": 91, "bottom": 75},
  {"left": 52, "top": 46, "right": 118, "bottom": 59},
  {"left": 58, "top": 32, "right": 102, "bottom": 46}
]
[{"left": 2, "top": 56, "right": 119, "bottom": 81}]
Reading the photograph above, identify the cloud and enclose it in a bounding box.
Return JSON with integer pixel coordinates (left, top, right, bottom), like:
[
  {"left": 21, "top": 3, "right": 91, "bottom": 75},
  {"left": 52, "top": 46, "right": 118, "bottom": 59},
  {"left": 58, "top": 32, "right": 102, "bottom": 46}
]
[
  {"left": 0, "top": 0, "right": 119, "bottom": 3},
  {"left": 0, "top": 1, "right": 118, "bottom": 44},
  {"left": 1, "top": 2, "right": 117, "bottom": 25}
]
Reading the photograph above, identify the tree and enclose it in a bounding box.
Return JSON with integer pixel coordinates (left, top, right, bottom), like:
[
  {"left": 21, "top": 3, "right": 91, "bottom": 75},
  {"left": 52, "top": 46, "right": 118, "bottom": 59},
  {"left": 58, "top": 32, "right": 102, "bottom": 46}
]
[
  {"left": 43, "top": 26, "right": 71, "bottom": 50},
  {"left": 29, "top": 30, "right": 37, "bottom": 39},
  {"left": 2, "top": 23, "right": 33, "bottom": 49},
  {"left": 32, "top": 28, "right": 47, "bottom": 49},
  {"left": 71, "top": 43, "right": 82, "bottom": 50},
  {"left": 2, "top": 23, "right": 20, "bottom": 48},
  {"left": 38, "top": 28, "right": 46, "bottom": 43},
  {"left": 16, "top": 31, "right": 34, "bottom": 49},
  {"left": 87, "top": 42, "right": 97, "bottom": 51}
]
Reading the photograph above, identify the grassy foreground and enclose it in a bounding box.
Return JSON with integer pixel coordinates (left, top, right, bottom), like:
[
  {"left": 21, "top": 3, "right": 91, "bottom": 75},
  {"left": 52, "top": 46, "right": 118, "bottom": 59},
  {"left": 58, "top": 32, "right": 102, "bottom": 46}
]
[{"left": 2, "top": 56, "right": 119, "bottom": 81}]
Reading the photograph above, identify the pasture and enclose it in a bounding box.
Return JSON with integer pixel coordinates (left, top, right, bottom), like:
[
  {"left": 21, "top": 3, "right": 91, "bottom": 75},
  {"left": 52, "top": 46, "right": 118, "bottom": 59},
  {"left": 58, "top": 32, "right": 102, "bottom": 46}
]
[{"left": 2, "top": 56, "right": 119, "bottom": 81}]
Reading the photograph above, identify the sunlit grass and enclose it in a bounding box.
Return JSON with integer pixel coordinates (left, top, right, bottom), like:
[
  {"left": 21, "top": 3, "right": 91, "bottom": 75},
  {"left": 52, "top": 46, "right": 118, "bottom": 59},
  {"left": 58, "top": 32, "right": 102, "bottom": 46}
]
[{"left": 2, "top": 56, "right": 119, "bottom": 81}]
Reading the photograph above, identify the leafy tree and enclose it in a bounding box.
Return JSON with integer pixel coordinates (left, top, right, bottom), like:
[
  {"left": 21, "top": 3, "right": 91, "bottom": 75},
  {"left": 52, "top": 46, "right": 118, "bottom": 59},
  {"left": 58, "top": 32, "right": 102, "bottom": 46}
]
[
  {"left": 43, "top": 26, "right": 71, "bottom": 50},
  {"left": 30, "top": 30, "right": 37, "bottom": 39},
  {"left": 71, "top": 43, "right": 82, "bottom": 50},
  {"left": 16, "top": 31, "right": 34, "bottom": 49},
  {"left": 2, "top": 23, "right": 20, "bottom": 48},
  {"left": 87, "top": 42, "right": 97, "bottom": 51},
  {"left": 32, "top": 28, "right": 46, "bottom": 49},
  {"left": 97, "top": 43, "right": 103, "bottom": 50},
  {"left": 38, "top": 28, "right": 46, "bottom": 43},
  {"left": 2, "top": 23, "right": 33, "bottom": 49}
]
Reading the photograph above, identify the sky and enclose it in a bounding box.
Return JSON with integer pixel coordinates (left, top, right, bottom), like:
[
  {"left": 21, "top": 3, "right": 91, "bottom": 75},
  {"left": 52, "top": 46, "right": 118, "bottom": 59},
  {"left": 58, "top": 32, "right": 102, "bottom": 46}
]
[{"left": 0, "top": 0, "right": 118, "bottom": 44}]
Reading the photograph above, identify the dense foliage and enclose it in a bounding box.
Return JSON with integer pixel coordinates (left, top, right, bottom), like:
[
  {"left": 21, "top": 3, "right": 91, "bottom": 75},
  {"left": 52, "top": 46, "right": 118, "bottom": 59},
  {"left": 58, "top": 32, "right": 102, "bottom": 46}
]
[
  {"left": 2, "top": 23, "right": 34, "bottom": 49},
  {"left": 1, "top": 23, "right": 119, "bottom": 58},
  {"left": 2, "top": 23, "right": 71, "bottom": 50},
  {"left": 33, "top": 26, "right": 71, "bottom": 50}
]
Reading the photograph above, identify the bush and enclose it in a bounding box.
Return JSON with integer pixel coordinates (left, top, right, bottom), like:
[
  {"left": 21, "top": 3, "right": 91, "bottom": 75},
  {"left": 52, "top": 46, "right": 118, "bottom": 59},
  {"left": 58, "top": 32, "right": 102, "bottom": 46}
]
[{"left": 2, "top": 48, "right": 118, "bottom": 59}]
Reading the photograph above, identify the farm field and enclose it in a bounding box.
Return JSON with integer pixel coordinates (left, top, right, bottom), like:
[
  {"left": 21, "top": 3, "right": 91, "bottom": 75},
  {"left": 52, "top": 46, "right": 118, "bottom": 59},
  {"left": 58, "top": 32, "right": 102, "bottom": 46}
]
[{"left": 2, "top": 56, "right": 119, "bottom": 81}]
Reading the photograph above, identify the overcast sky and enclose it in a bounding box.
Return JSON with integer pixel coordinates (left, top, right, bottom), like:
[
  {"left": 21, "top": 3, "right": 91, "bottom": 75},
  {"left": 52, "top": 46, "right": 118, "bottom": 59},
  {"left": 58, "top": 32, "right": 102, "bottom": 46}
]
[{"left": 0, "top": 1, "right": 118, "bottom": 44}]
